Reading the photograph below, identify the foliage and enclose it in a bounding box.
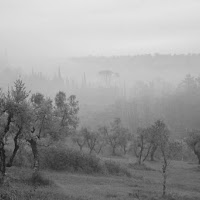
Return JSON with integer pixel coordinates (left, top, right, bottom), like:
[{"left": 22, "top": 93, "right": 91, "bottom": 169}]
[
  {"left": 40, "top": 147, "right": 131, "bottom": 177},
  {"left": 186, "top": 130, "right": 200, "bottom": 164},
  {"left": 40, "top": 147, "right": 103, "bottom": 174},
  {"left": 104, "top": 160, "right": 131, "bottom": 177},
  {"left": 133, "top": 127, "right": 150, "bottom": 164},
  {"left": 0, "top": 79, "right": 80, "bottom": 180},
  {"left": 72, "top": 130, "right": 86, "bottom": 151},
  {"left": 107, "top": 118, "right": 130, "bottom": 155},
  {"left": 81, "top": 127, "right": 99, "bottom": 154}
]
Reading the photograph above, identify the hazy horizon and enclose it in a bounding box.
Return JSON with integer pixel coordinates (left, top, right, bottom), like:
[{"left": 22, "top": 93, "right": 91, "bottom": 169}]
[{"left": 1, "top": 0, "right": 200, "bottom": 59}]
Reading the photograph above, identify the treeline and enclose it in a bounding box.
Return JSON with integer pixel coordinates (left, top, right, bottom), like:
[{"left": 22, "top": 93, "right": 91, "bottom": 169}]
[
  {"left": 86, "top": 74, "right": 200, "bottom": 138},
  {"left": 73, "top": 118, "right": 197, "bottom": 164}
]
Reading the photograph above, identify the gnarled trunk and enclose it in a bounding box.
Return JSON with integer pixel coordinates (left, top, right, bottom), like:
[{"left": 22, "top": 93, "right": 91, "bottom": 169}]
[
  {"left": 112, "top": 145, "right": 117, "bottom": 156},
  {"left": 0, "top": 114, "right": 12, "bottom": 183},
  {"left": 143, "top": 145, "right": 152, "bottom": 162},
  {"left": 28, "top": 139, "right": 39, "bottom": 176},
  {"left": 6, "top": 128, "right": 22, "bottom": 167},
  {"left": 150, "top": 145, "right": 157, "bottom": 161},
  {"left": 0, "top": 140, "right": 6, "bottom": 184}
]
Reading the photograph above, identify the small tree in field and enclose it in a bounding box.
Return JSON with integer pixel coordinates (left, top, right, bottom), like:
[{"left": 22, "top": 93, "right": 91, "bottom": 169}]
[
  {"left": 29, "top": 91, "right": 79, "bottom": 174},
  {"left": 133, "top": 127, "right": 150, "bottom": 165},
  {"left": 82, "top": 127, "right": 99, "bottom": 154},
  {"left": 107, "top": 118, "right": 122, "bottom": 155},
  {"left": 0, "top": 80, "right": 30, "bottom": 182},
  {"left": 107, "top": 118, "right": 131, "bottom": 156},
  {"left": 118, "top": 128, "right": 131, "bottom": 155},
  {"left": 95, "top": 126, "right": 108, "bottom": 154},
  {"left": 156, "top": 120, "right": 170, "bottom": 197}
]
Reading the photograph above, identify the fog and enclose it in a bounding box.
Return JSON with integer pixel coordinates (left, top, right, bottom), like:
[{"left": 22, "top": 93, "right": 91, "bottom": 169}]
[
  {"left": 1, "top": 0, "right": 200, "bottom": 58},
  {"left": 2, "top": 2, "right": 200, "bottom": 198},
  {"left": 1, "top": 0, "right": 200, "bottom": 136}
]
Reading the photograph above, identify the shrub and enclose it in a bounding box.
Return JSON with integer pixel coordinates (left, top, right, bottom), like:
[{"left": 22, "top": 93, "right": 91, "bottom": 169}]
[
  {"left": 40, "top": 147, "right": 103, "bottom": 174},
  {"left": 104, "top": 160, "right": 131, "bottom": 177},
  {"left": 40, "top": 147, "right": 131, "bottom": 177}
]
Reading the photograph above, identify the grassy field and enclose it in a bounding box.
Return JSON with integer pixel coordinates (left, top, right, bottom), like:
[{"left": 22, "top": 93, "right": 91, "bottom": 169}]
[{"left": 1, "top": 157, "right": 200, "bottom": 200}]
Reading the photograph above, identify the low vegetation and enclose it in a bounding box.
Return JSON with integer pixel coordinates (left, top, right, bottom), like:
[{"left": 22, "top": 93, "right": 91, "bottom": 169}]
[{"left": 40, "top": 147, "right": 131, "bottom": 177}]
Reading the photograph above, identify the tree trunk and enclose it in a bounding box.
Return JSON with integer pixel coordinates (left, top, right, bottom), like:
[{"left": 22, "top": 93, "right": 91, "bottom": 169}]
[
  {"left": 89, "top": 148, "right": 93, "bottom": 154},
  {"left": 112, "top": 146, "right": 116, "bottom": 156},
  {"left": 162, "top": 156, "right": 167, "bottom": 197},
  {"left": 194, "top": 146, "right": 200, "bottom": 165},
  {"left": 95, "top": 144, "right": 104, "bottom": 155},
  {"left": 150, "top": 145, "right": 157, "bottom": 161},
  {"left": 138, "top": 145, "right": 143, "bottom": 165},
  {"left": 0, "top": 114, "right": 12, "bottom": 183},
  {"left": 123, "top": 146, "right": 127, "bottom": 155},
  {"left": 6, "top": 128, "right": 22, "bottom": 167},
  {"left": 6, "top": 143, "right": 19, "bottom": 167},
  {"left": 0, "top": 141, "right": 6, "bottom": 184},
  {"left": 28, "top": 139, "right": 39, "bottom": 176},
  {"left": 138, "top": 136, "right": 144, "bottom": 165},
  {"left": 143, "top": 145, "right": 152, "bottom": 162},
  {"left": 194, "top": 152, "right": 200, "bottom": 165}
]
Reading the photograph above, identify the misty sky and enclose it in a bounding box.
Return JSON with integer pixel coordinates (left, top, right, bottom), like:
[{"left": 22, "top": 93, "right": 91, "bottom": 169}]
[{"left": 1, "top": 0, "right": 200, "bottom": 58}]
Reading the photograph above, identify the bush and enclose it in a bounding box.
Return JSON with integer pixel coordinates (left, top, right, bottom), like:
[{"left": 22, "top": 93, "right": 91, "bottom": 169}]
[
  {"left": 40, "top": 147, "right": 103, "bottom": 174},
  {"left": 40, "top": 147, "right": 131, "bottom": 177},
  {"left": 104, "top": 160, "right": 131, "bottom": 177}
]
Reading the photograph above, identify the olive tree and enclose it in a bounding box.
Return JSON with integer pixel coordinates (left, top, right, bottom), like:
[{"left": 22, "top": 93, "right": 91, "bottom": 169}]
[{"left": 0, "top": 79, "right": 30, "bottom": 182}]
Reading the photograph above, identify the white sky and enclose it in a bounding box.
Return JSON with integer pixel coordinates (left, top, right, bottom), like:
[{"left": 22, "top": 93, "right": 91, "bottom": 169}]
[{"left": 1, "top": 0, "right": 200, "bottom": 57}]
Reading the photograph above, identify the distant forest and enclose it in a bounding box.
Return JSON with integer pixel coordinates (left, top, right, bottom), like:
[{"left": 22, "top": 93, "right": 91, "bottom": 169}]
[{"left": 1, "top": 54, "right": 200, "bottom": 139}]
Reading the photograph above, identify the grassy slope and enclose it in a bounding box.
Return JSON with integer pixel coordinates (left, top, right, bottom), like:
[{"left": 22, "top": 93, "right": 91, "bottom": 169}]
[{"left": 1, "top": 158, "right": 200, "bottom": 200}]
